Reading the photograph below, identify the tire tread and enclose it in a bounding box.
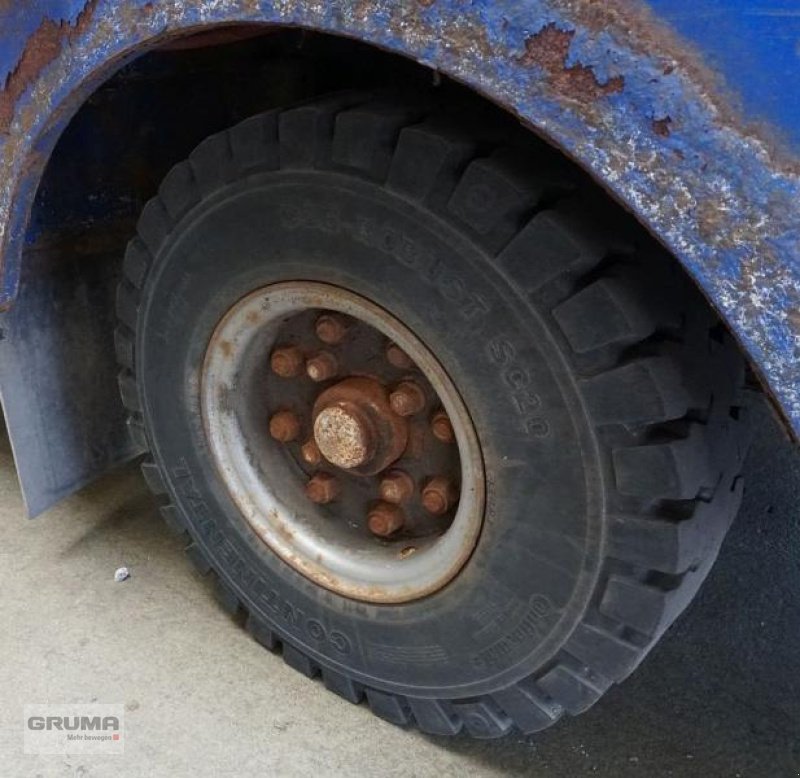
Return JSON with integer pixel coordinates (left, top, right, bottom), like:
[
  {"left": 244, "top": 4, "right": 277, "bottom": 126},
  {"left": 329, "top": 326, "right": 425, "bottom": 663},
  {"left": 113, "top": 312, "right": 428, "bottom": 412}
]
[{"left": 115, "top": 91, "right": 751, "bottom": 739}]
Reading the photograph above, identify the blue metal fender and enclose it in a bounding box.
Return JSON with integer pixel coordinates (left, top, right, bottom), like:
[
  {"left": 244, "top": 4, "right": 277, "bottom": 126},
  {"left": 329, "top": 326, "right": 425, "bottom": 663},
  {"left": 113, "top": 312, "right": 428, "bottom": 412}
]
[{"left": 0, "top": 0, "right": 799, "bottom": 446}]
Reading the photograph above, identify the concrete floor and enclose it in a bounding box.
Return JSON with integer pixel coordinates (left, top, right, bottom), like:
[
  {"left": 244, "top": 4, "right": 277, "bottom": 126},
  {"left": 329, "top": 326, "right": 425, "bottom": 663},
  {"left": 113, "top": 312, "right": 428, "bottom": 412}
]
[{"left": 0, "top": 398, "right": 798, "bottom": 777}]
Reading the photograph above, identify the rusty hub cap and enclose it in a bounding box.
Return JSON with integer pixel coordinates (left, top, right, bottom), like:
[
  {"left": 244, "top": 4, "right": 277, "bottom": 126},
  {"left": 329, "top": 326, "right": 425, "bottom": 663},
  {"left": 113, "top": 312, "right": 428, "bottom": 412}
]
[
  {"left": 200, "top": 282, "right": 484, "bottom": 604},
  {"left": 313, "top": 405, "right": 372, "bottom": 469},
  {"left": 312, "top": 377, "right": 408, "bottom": 475}
]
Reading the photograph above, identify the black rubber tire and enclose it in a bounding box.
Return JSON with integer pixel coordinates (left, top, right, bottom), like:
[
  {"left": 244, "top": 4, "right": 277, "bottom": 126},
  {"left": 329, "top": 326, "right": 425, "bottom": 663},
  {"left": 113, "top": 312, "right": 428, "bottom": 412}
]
[{"left": 116, "top": 92, "right": 752, "bottom": 739}]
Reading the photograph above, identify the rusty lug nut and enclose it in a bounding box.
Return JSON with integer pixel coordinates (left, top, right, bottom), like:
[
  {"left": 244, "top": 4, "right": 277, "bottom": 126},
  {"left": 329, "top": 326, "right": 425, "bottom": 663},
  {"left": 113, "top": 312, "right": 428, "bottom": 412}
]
[
  {"left": 379, "top": 470, "right": 415, "bottom": 505},
  {"left": 431, "top": 410, "right": 455, "bottom": 444},
  {"left": 389, "top": 381, "right": 426, "bottom": 417},
  {"left": 270, "top": 345, "right": 304, "bottom": 378},
  {"left": 300, "top": 439, "right": 322, "bottom": 466},
  {"left": 306, "top": 473, "right": 340, "bottom": 504},
  {"left": 315, "top": 314, "right": 348, "bottom": 345},
  {"left": 421, "top": 476, "right": 459, "bottom": 516},
  {"left": 368, "top": 502, "right": 405, "bottom": 537},
  {"left": 269, "top": 410, "right": 301, "bottom": 443},
  {"left": 386, "top": 342, "right": 413, "bottom": 369},
  {"left": 306, "top": 352, "right": 338, "bottom": 382}
]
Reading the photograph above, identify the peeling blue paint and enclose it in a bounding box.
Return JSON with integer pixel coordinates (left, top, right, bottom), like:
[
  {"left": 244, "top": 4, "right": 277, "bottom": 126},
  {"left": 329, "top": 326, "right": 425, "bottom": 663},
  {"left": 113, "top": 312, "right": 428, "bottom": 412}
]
[
  {"left": 1, "top": 0, "right": 799, "bottom": 439},
  {"left": 648, "top": 0, "right": 800, "bottom": 152},
  {"left": 0, "top": 1, "right": 90, "bottom": 83}
]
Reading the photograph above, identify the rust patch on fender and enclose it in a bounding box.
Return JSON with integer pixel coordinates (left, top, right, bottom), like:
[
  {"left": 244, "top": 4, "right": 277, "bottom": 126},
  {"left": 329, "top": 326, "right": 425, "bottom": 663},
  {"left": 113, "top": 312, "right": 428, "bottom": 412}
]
[
  {"left": 0, "top": 0, "right": 99, "bottom": 133},
  {"left": 652, "top": 116, "right": 672, "bottom": 137},
  {"left": 519, "top": 23, "right": 624, "bottom": 102},
  {"left": 555, "top": 0, "right": 800, "bottom": 173}
]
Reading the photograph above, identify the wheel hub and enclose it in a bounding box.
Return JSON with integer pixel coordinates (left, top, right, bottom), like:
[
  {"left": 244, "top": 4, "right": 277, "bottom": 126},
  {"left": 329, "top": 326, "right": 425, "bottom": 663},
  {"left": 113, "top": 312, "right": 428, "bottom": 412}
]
[
  {"left": 313, "top": 404, "right": 372, "bottom": 469},
  {"left": 200, "top": 282, "right": 485, "bottom": 603},
  {"left": 312, "top": 377, "right": 408, "bottom": 475}
]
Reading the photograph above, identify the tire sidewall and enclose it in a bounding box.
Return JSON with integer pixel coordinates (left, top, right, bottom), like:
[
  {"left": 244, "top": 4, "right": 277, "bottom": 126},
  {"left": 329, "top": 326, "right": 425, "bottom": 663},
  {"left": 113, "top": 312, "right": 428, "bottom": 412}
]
[{"left": 139, "top": 170, "right": 603, "bottom": 697}]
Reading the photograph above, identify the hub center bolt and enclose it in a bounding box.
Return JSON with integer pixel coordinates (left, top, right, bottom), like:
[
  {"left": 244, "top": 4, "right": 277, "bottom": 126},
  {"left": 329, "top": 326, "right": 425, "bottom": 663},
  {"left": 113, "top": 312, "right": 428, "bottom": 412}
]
[
  {"left": 431, "top": 410, "right": 455, "bottom": 444},
  {"left": 306, "top": 473, "right": 341, "bottom": 504},
  {"left": 270, "top": 345, "right": 304, "bottom": 378},
  {"left": 368, "top": 502, "right": 406, "bottom": 537},
  {"left": 379, "top": 470, "right": 415, "bottom": 504},
  {"left": 313, "top": 406, "right": 372, "bottom": 469},
  {"left": 389, "top": 381, "right": 426, "bottom": 417},
  {"left": 421, "top": 476, "right": 459, "bottom": 516},
  {"left": 300, "top": 439, "right": 322, "bottom": 466},
  {"left": 269, "top": 410, "right": 301, "bottom": 442},
  {"left": 385, "top": 342, "right": 413, "bottom": 369},
  {"left": 315, "top": 314, "right": 348, "bottom": 345},
  {"left": 312, "top": 377, "right": 409, "bottom": 475},
  {"left": 306, "top": 351, "right": 338, "bottom": 382}
]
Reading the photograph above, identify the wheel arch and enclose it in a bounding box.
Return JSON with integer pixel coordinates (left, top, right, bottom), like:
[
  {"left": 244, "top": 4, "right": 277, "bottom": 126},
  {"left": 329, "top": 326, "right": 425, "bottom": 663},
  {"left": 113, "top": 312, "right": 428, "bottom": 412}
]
[{"left": 0, "top": 2, "right": 797, "bottom": 515}]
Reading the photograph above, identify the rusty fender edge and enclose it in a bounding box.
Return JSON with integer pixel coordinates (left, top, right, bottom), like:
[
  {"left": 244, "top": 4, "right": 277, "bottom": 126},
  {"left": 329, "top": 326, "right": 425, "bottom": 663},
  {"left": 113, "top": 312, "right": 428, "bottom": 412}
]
[{"left": 0, "top": 0, "right": 798, "bottom": 451}]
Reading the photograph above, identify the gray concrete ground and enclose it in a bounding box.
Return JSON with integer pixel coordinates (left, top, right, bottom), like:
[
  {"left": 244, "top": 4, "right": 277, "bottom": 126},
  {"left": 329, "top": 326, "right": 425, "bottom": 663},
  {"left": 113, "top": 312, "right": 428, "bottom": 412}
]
[{"left": 0, "top": 398, "right": 798, "bottom": 777}]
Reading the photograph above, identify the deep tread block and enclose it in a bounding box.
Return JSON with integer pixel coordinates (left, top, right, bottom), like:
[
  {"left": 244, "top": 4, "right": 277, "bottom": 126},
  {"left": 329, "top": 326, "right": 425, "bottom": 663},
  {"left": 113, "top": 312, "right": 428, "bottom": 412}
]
[
  {"left": 388, "top": 122, "right": 475, "bottom": 202},
  {"left": 229, "top": 111, "right": 279, "bottom": 174},
  {"left": 613, "top": 427, "right": 714, "bottom": 500},
  {"left": 322, "top": 669, "right": 364, "bottom": 704},
  {"left": 282, "top": 644, "right": 319, "bottom": 678},
  {"left": 608, "top": 514, "right": 701, "bottom": 574},
  {"left": 580, "top": 357, "right": 690, "bottom": 426},
  {"left": 126, "top": 417, "right": 148, "bottom": 450},
  {"left": 452, "top": 700, "right": 513, "bottom": 739},
  {"left": 563, "top": 623, "right": 643, "bottom": 681},
  {"left": 214, "top": 578, "right": 242, "bottom": 616},
  {"left": 279, "top": 92, "right": 367, "bottom": 169},
  {"left": 554, "top": 277, "right": 658, "bottom": 354},
  {"left": 140, "top": 460, "right": 166, "bottom": 495},
  {"left": 365, "top": 690, "right": 411, "bottom": 726},
  {"left": 137, "top": 198, "right": 172, "bottom": 258},
  {"left": 246, "top": 615, "right": 279, "bottom": 651},
  {"left": 116, "top": 283, "right": 139, "bottom": 331},
  {"left": 448, "top": 149, "right": 563, "bottom": 252},
  {"left": 497, "top": 204, "right": 607, "bottom": 295},
  {"left": 537, "top": 665, "right": 606, "bottom": 716},
  {"left": 189, "top": 131, "right": 235, "bottom": 196},
  {"left": 114, "top": 327, "right": 134, "bottom": 371},
  {"left": 185, "top": 543, "right": 212, "bottom": 576},
  {"left": 117, "top": 370, "right": 141, "bottom": 413},
  {"left": 158, "top": 161, "right": 200, "bottom": 222},
  {"left": 159, "top": 505, "right": 187, "bottom": 536},
  {"left": 332, "top": 101, "right": 426, "bottom": 180},
  {"left": 492, "top": 679, "right": 563, "bottom": 734},
  {"left": 599, "top": 576, "right": 674, "bottom": 638},
  {"left": 122, "top": 238, "right": 151, "bottom": 289},
  {"left": 407, "top": 698, "right": 462, "bottom": 736}
]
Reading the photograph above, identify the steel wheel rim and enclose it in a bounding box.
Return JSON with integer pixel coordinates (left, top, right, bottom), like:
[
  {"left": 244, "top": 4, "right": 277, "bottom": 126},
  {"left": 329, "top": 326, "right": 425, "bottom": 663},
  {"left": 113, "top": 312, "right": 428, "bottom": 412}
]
[{"left": 200, "top": 281, "right": 485, "bottom": 603}]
